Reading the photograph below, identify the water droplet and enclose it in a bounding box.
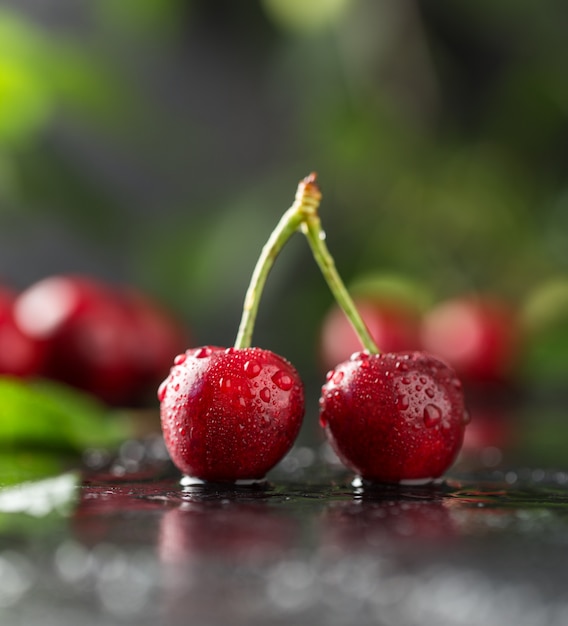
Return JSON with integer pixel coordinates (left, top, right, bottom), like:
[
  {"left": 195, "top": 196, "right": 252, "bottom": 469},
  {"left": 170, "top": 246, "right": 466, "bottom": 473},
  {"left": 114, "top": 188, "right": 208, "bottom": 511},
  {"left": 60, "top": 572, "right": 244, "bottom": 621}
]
[
  {"left": 423, "top": 404, "right": 442, "bottom": 428},
  {"left": 195, "top": 347, "right": 212, "bottom": 358},
  {"left": 419, "top": 376, "right": 427, "bottom": 385},
  {"left": 244, "top": 360, "right": 261, "bottom": 378},
  {"left": 350, "top": 351, "right": 369, "bottom": 361},
  {"left": 425, "top": 388, "right": 435, "bottom": 398},
  {"left": 401, "top": 377, "right": 411, "bottom": 385},
  {"left": 332, "top": 371, "right": 344, "bottom": 384},
  {"left": 415, "top": 385, "right": 422, "bottom": 392},
  {"left": 260, "top": 387, "right": 271, "bottom": 403},
  {"left": 219, "top": 377, "right": 233, "bottom": 392},
  {"left": 397, "top": 394, "right": 410, "bottom": 410},
  {"left": 173, "top": 383, "right": 180, "bottom": 392},
  {"left": 174, "top": 353, "right": 187, "bottom": 365},
  {"left": 395, "top": 361, "right": 409, "bottom": 372},
  {"left": 157, "top": 380, "right": 167, "bottom": 402},
  {"left": 178, "top": 427, "right": 186, "bottom": 436},
  {"left": 319, "top": 229, "right": 327, "bottom": 240},
  {"left": 225, "top": 347, "right": 237, "bottom": 355},
  {"left": 325, "top": 370, "right": 334, "bottom": 382},
  {"left": 272, "top": 370, "right": 294, "bottom": 391}
]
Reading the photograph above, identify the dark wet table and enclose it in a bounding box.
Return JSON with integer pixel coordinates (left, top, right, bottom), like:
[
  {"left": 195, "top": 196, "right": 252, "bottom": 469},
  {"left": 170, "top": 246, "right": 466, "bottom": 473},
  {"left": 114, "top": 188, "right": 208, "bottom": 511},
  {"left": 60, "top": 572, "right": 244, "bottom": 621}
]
[{"left": 2, "top": 398, "right": 568, "bottom": 626}]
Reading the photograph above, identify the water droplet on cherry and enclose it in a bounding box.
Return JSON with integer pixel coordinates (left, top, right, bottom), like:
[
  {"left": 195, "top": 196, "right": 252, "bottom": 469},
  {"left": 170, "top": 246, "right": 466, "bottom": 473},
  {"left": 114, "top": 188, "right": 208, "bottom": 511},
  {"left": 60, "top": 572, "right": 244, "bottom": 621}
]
[
  {"left": 195, "top": 347, "right": 212, "bottom": 358},
  {"left": 332, "top": 371, "right": 344, "bottom": 384},
  {"left": 397, "top": 394, "right": 410, "bottom": 410},
  {"left": 157, "top": 379, "right": 167, "bottom": 402},
  {"left": 401, "top": 377, "right": 411, "bottom": 385},
  {"left": 425, "top": 388, "right": 435, "bottom": 398},
  {"left": 260, "top": 387, "right": 271, "bottom": 403},
  {"left": 244, "top": 359, "right": 261, "bottom": 378},
  {"left": 174, "top": 353, "right": 187, "bottom": 365},
  {"left": 423, "top": 404, "right": 442, "bottom": 428},
  {"left": 219, "top": 377, "right": 233, "bottom": 392},
  {"left": 272, "top": 370, "right": 293, "bottom": 391}
]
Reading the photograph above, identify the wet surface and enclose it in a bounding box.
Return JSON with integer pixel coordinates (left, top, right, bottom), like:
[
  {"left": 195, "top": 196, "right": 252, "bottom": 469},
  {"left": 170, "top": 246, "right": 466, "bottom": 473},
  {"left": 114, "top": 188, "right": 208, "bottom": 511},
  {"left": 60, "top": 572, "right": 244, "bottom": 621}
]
[{"left": 3, "top": 404, "right": 568, "bottom": 626}]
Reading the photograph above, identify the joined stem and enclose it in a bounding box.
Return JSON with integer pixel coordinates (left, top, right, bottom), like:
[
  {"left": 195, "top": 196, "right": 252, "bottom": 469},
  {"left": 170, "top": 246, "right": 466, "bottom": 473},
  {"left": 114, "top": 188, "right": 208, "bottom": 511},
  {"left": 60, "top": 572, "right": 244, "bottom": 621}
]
[{"left": 235, "top": 172, "right": 378, "bottom": 355}]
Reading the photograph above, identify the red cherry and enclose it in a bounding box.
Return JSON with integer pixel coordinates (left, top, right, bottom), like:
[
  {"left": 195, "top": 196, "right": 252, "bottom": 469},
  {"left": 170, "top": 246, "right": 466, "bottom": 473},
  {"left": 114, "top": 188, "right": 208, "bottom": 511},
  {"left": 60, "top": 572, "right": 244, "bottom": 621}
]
[
  {"left": 119, "top": 288, "right": 189, "bottom": 404},
  {"left": 320, "top": 298, "right": 420, "bottom": 372},
  {"left": 159, "top": 346, "right": 304, "bottom": 482},
  {"left": 420, "top": 296, "right": 519, "bottom": 385},
  {"left": 0, "top": 286, "right": 46, "bottom": 377},
  {"left": 319, "top": 351, "right": 467, "bottom": 484},
  {"left": 13, "top": 275, "right": 139, "bottom": 405}
]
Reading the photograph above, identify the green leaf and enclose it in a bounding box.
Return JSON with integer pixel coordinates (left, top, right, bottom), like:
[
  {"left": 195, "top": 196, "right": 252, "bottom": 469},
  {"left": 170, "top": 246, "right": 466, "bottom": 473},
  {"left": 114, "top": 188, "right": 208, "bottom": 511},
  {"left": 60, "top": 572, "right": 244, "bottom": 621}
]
[{"left": 0, "top": 377, "right": 131, "bottom": 453}]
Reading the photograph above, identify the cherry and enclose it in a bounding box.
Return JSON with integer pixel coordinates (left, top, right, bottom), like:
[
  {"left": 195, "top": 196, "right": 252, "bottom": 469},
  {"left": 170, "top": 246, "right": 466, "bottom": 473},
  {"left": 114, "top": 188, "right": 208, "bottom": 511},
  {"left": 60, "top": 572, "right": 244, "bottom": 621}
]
[
  {"left": 295, "top": 174, "right": 469, "bottom": 484},
  {"left": 119, "top": 287, "right": 189, "bottom": 404},
  {"left": 0, "top": 285, "right": 46, "bottom": 377},
  {"left": 158, "top": 178, "right": 316, "bottom": 483},
  {"left": 420, "top": 295, "right": 519, "bottom": 386},
  {"left": 14, "top": 275, "right": 143, "bottom": 405},
  {"left": 159, "top": 346, "right": 303, "bottom": 482},
  {"left": 320, "top": 351, "right": 467, "bottom": 483}
]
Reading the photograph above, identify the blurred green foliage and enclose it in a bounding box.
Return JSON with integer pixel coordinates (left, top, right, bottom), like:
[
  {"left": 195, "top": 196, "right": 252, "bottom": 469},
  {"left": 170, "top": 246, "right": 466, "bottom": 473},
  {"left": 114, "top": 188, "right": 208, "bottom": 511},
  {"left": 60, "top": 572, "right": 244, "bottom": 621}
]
[{"left": 1, "top": 0, "right": 567, "bottom": 381}]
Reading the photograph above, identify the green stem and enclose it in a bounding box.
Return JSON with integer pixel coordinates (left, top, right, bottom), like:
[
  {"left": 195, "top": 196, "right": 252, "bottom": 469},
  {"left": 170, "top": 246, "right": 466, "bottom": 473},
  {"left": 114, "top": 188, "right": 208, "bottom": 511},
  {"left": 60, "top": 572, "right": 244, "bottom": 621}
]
[
  {"left": 234, "top": 175, "right": 320, "bottom": 349},
  {"left": 301, "top": 192, "right": 380, "bottom": 355}
]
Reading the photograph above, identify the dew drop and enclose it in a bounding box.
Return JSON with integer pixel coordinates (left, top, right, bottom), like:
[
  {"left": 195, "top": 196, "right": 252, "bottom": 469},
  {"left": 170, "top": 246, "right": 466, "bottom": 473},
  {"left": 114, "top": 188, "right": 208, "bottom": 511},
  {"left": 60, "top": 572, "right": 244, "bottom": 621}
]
[
  {"left": 415, "top": 385, "right": 422, "bottom": 392},
  {"left": 419, "top": 376, "right": 428, "bottom": 385},
  {"left": 397, "top": 394, "right": 410, "bottom": 410},
  {"left": 225, "top": 347, "right": 237, "bottom": 355},
  {"left": 174, "top": 353, "right": 187, "bottom": 365},
  {"left": 260, "top": 387, "right": 271, "bottom": 403},
  {"left": 332, "top": 371, "right": 344, "bottom": 384},
  {"left": 272, "top": 370, "right": 294, "bottom": 391},
  {"left": 401, "top": 377, "right": 411, "bottom": 385},
  {"left": 195, "top": 347, "right": 212, "bottom": 358},
  {"left": 423, "top": 404, "right": 442, "bottom": 428},
  {"left": 395, "top": 361, "right": 409, "bottom": 372},
  {"left": 425, "top": 388, "right": 435, "bottom": 399},
  {"left": 219, "top": 377, "right": 233, "bottom": 392},
  {"left": 173, "top": 383, "right": 180, "bottom": 392},
  {"left": 325, "top": 370, "right": 334, "bottom": 382},
  {"left": 244, "top": 360, "right": 261, "bottom": 378},
  {"left": 157, "top": 380, "right": 168, "bottom": 402}
]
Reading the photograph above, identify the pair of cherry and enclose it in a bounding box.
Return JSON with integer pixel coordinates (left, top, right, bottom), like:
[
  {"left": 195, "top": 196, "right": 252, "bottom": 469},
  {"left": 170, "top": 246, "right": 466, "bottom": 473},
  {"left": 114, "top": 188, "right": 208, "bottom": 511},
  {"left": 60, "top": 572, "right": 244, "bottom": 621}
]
[{"left": 159, "top": 175, "right": 468, "bottom": 485}]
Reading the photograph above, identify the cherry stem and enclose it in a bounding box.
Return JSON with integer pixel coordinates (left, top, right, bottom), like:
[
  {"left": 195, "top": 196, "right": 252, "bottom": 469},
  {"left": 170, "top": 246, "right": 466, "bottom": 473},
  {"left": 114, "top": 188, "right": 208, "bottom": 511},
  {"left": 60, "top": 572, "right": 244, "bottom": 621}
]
[
  {"left": 234, "top": 172, "right": 378, "bottom": 355},
  {"left": 234, "top": 178, "right": 315, "bottom": 349},
  {"left": 299, "top": 178, "right": 379, "bottom": 355}
]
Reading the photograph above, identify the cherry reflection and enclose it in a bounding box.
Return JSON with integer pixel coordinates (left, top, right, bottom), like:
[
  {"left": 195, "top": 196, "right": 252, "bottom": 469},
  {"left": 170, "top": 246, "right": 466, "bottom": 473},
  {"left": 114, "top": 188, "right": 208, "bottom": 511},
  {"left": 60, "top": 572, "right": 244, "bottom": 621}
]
[
  {"left": 159, "top": 500, "right": 300, "bottom": 566},
  {"left": 318, "top": 490, "right": 461, "bottom": 554}
]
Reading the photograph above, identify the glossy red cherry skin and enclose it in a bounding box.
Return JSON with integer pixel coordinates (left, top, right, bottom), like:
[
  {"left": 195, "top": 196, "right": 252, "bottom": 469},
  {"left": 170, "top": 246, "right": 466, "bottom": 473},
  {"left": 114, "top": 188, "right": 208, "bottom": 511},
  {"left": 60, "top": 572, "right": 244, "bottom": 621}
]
[
  {"left": 319, "top": 351, "right": 467, "bottom": 484},
  {"left": 159, "top": 346, "right": 304, "bottom": 482}
]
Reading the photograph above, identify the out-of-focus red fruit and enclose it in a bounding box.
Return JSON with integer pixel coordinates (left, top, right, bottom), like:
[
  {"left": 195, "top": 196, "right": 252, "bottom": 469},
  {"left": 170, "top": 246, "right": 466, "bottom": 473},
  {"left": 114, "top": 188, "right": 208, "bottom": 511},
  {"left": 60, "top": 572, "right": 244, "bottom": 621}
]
[
  {"left": 13, "top": 275, "right": 139, "bottom": 405},
  {"left": 320, "top": 299, "right": 420, "bottom": 373},
  {"left": 0, "top": 286, "right": 46, "bottom": 377},
  {"left": 420, "top": 296, "right": 520, "bottom": 386},
  {"left": 120, "top": 288, "right": 189, "bottom": 403}
]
